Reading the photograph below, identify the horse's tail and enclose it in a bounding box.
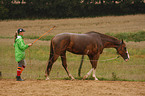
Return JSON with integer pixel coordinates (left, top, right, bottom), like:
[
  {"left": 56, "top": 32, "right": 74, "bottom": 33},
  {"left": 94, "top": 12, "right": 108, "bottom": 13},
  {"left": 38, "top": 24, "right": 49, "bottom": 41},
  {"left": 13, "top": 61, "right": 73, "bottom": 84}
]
[
  {"left": 14, "top": 31, "right": 18, "bottom": 43},
  {"left": 78, "top": 55, "right": 84, "bottom": 77},
  {"left": 46, "top": 40, "right": 54, "bottom": 76},
  {"left": 49, "top": 40, "right": 54, "bottom": 59}
]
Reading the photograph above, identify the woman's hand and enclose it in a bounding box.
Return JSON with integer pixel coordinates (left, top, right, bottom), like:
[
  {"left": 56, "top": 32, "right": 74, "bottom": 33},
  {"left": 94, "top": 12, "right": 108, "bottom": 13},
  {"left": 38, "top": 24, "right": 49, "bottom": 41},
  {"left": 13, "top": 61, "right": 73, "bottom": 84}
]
[{"left": 28, "top": 43, "right": 33, "bottom": 47}]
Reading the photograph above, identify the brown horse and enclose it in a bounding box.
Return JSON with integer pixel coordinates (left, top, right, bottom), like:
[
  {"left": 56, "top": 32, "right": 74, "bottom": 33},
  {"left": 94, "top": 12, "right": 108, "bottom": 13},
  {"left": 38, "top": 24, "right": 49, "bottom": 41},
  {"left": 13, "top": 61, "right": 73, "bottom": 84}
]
[{"left": 45, "top": 31, "right": 129, "bottom": 80}]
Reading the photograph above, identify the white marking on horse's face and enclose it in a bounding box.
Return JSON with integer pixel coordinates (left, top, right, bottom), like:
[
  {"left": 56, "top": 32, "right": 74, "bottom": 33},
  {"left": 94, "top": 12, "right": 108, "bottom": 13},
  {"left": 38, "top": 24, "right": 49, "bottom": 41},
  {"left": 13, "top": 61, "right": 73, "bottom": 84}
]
[
  {"left": 126, "top": 50, "right": 130, "bottom": 59},
  {"left": 125, "top": 50, "right": 130, "bottom": 61}
]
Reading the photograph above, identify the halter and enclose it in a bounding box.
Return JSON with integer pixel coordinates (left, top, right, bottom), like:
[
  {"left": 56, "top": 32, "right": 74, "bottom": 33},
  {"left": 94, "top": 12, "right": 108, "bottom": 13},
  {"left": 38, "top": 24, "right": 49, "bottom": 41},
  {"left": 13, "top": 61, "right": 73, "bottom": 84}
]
[{"left": 116, "top": 42, "right": 129, "bottom": 60}]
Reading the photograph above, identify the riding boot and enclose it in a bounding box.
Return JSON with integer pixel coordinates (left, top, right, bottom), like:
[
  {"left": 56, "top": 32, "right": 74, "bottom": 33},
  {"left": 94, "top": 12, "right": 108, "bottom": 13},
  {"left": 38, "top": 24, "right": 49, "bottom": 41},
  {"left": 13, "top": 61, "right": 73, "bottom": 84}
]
[{"left": 16, "top": 76, "right": 24, "bottom": 81}]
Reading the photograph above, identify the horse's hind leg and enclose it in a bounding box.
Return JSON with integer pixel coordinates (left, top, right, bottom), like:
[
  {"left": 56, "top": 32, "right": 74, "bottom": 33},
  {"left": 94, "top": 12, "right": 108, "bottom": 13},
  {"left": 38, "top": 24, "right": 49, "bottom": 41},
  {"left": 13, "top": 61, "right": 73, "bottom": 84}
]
[
  {"left": 45, "top": 54, "right": 59, "bottom": 80},
  {"left": 61, "top": 52, "right": 75, "bottom": 80},
  {"left": 83, "top": 68, "right": 93, "bottom": 79},
  {"left": 83, "top": 68, "right": 98, "bottom": 80}
]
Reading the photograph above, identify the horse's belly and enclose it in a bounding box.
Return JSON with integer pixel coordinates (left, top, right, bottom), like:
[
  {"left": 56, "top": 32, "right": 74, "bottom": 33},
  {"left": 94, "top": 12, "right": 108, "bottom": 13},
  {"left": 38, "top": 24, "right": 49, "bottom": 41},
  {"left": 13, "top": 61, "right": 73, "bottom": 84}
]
[
  {"left": 67, "top": 49, "right": 84, "bottom": 55},
  {"left": 66, "top": 45, "right": 86, "bottom": 55}
]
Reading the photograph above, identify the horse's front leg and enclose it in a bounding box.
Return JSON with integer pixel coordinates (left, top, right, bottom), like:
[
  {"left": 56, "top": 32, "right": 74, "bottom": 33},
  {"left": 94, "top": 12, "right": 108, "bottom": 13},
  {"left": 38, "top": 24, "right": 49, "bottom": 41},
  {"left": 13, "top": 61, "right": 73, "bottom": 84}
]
[
  {"left": 83, "top": 54, "right": 99, "bottom": 80},
  {"left": 61, "top": 52, "right": 75, "bottom": 80}
]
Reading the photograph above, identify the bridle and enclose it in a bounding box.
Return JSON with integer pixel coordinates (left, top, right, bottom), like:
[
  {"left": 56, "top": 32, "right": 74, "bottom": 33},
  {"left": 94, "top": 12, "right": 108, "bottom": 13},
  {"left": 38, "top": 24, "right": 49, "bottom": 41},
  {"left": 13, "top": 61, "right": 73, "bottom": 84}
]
[{"left": 116, "top": 43, "right": 129, "bottom": 59}]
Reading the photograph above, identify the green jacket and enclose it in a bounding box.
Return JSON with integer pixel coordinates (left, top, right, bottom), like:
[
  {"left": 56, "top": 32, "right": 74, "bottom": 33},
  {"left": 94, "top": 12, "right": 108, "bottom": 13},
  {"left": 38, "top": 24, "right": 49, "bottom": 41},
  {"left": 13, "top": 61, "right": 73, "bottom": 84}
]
[{"left": 14, "top": 35, "right": 29, "bottom": 62}]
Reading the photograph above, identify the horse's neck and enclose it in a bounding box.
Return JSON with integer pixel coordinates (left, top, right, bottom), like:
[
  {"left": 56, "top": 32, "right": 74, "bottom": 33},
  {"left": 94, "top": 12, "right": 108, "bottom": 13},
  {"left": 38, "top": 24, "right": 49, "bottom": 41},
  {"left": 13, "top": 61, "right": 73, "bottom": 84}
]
[
  {"left": 101, "top": 36, "right": 120, "bottom": 48},
  {"left": 87, "top": 32, "right": 120, "bottom": 48}
]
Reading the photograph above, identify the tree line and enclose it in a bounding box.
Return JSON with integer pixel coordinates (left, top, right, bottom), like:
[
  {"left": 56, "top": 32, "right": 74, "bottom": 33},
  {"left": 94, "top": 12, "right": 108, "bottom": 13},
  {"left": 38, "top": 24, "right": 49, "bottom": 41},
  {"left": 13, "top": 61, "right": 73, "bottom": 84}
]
[{"left": 0, "top": 0, "right": 145, "bottom": 20}]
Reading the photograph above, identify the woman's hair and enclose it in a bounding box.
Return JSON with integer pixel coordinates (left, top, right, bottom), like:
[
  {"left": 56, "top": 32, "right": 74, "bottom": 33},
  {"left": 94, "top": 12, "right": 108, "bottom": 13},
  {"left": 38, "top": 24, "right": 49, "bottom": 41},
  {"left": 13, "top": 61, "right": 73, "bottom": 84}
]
[{"left": 14, "top": 31, "right": 18, "bottom": 43}]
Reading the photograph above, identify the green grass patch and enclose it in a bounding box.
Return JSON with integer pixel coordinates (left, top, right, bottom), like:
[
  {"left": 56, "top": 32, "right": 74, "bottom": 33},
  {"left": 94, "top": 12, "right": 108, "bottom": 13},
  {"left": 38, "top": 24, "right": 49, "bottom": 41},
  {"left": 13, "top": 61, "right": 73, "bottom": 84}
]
[
  {"left": 0, "top": 31, "right": 145, "bottom": 42},
  {"left": 106, "top": 31, "right": 145, "bottom": 42}
]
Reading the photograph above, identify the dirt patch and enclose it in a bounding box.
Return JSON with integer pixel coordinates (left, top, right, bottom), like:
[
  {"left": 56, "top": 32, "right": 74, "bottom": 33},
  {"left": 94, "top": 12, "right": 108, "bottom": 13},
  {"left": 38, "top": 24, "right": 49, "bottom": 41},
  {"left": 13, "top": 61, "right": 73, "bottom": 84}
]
[{"left": 0, "top": 79, "right": 145, "bottom": 96}]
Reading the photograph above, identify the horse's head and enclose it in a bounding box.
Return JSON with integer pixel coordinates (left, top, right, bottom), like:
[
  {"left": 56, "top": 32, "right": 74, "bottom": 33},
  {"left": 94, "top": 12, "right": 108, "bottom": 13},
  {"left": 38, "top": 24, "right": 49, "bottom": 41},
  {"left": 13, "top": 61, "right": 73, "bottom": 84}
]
[{"left": 116, "top": 40, "right": 130, "bottom": 62}]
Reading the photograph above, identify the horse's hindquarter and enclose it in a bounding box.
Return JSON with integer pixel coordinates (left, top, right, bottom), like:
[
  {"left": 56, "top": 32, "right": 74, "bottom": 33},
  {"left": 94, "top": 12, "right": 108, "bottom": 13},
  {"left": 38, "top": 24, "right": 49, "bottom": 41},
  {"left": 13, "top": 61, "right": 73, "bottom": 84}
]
[{"left": 51, "top": 33, "right": 71, "bottom": 54}]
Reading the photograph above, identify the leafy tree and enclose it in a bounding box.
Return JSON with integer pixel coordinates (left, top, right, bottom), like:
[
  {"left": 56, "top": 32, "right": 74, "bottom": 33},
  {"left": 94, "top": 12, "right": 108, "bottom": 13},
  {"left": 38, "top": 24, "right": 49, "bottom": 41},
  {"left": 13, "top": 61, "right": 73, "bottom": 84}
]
[
  {"left": 134, "top": 0, "right": 144, "bottom": 4},
  {"left": 24, "top": 0, "right": 31, "bottom": 4},
  {"left": 0, "top": 0, "right": 9, "bottom": 19},
  {"left": 1, "top": 0, "right": 12, "bottom": 7},
  {"left": 100, "top": 0, "right": 104, "bottom": 5}
]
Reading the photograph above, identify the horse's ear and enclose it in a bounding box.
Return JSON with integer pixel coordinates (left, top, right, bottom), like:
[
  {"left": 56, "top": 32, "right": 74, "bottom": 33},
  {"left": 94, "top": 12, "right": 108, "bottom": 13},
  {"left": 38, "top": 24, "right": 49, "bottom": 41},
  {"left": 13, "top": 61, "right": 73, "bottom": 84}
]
[
  {"left": 120, "top": 39, "right": 124, "bottom": 44},
  {"left": 121, "top": 39, "right": 124, "bottom": 43}
]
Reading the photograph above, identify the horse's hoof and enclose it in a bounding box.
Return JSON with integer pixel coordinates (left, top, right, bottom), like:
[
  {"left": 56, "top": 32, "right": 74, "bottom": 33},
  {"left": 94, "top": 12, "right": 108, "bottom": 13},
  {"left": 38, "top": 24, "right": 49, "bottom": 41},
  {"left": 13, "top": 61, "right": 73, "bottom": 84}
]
[
  {"left": 46, "top": 77, "right": 49, "bottom": 80},
  {"left": 94, "top": 79, "right": 99, "bottom": 81},
  {"left": 71, "top": 78, "right": 75, "bottom": 80},
  {"left": 83, "top": 76, "right": 87, "bottom": 80},
  {"left": 93, "top": 77, "right": 99, "bottom": 81}
]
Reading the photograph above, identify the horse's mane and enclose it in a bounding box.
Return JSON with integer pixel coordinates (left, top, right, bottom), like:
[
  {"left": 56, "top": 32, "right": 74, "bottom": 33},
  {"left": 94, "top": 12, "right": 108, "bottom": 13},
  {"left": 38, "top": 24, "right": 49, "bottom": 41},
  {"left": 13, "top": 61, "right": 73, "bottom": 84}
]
[{"left": 86, "top": 31, "right": 120, "bottom": 45}]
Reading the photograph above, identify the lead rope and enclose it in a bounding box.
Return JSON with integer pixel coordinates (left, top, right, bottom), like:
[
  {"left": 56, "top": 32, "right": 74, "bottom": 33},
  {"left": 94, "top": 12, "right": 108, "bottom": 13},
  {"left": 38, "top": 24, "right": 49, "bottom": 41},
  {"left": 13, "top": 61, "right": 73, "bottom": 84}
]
[
  {"left": 48, "top": 53, "right": 120, "bottom": 61},
  {"left": 90, "top": 56, "right": 120, "bottom": 62}
]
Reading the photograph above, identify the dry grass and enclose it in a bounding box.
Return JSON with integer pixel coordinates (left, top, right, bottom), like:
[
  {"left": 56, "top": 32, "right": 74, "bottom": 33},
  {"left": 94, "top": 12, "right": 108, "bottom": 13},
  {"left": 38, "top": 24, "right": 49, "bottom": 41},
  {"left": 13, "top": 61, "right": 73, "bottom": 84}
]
[{"left": 0, "top": 14, "right": 145, "bottom": 37}]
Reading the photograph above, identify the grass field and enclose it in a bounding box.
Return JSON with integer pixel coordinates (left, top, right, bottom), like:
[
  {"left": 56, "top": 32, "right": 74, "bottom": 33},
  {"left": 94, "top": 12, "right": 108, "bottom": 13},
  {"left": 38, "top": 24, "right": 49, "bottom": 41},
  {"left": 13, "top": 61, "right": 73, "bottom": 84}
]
[{"left": 0, "top": 14, "right": 145, "bottom": 81}]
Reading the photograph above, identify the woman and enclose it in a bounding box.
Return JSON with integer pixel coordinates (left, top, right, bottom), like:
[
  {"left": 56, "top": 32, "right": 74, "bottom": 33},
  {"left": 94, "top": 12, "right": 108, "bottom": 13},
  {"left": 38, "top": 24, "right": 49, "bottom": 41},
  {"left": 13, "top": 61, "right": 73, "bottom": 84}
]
[{"left": 14, "top": 28, "right": 32, "bottom": 81}]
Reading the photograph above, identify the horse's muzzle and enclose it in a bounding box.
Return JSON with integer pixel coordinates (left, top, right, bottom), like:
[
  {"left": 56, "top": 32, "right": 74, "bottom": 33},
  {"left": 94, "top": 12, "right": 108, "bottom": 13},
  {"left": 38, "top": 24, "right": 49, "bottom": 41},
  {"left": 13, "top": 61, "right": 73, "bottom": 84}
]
[{"left": 125, "top": 58, "right": 129, "bottom": 62}]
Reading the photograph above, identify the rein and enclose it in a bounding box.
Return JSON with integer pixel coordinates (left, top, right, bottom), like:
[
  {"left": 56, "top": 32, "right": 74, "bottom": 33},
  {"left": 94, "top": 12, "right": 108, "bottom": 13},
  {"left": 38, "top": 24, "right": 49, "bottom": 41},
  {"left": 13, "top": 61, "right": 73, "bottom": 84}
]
[{"left": 89, "top": 56, "right": 120, "bottom": 62}]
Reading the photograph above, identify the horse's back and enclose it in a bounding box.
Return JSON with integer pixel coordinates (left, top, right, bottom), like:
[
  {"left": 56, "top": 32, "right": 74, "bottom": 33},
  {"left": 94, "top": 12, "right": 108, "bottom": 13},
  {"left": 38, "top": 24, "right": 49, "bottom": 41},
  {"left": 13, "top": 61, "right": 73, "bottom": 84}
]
[
  {"left": 51, "top": 32, "right": 102, "bottom": 48},
  {"left": 52, "top": 33, "right": 93, "bottom": 43}
]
